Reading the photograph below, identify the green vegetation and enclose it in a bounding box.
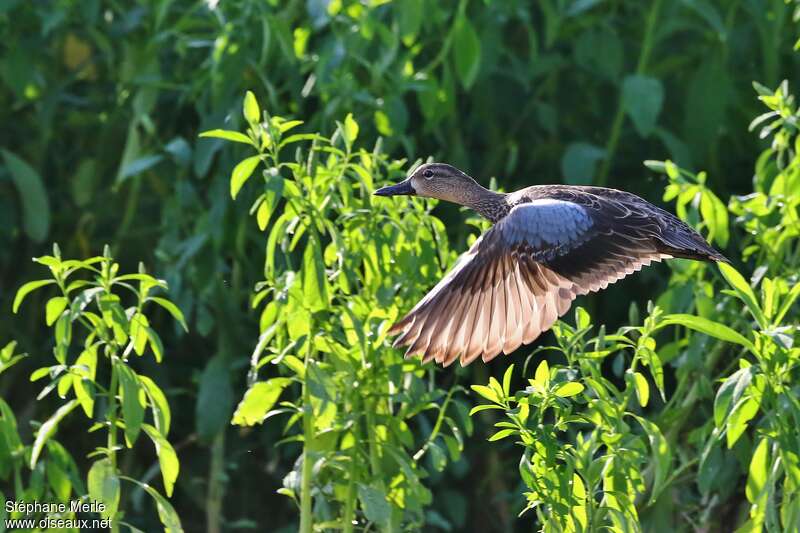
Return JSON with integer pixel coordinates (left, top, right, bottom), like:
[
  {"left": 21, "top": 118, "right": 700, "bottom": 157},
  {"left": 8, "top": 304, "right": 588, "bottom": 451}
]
[{"left": 1, "top": 1, "right": 799, "bottom": 532}]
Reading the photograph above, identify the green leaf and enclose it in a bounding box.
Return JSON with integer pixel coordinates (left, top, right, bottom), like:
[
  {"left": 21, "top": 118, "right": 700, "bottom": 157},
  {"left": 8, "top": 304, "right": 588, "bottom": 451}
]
[
  {"left": 718, "top": 263, "right": 767, "bottom": 328},
  {"left": 561, "top": 142, "right": 606, "bottom": 185},
  {"left": 230, "top": 156, "right": 261, "bottom": 200},
  {"left": 302, "top": 233, "right": 329, "bottom": 312},
  {"left": 634, "top": 416, "right": 672, "bottom": 504},
  {"left": 13, "top": 279, "right": 55, "bottom": 313},
  {"left": 631, "top": 371, "right": 649, "bottom": 407},
  {"left": 73, "top": 373, "right": 95, "bottom": 418},
  {"left": 660, "top": 314, "right": 755, "bottom": 354},
  {"left": 488, "top": 428, "right": 516, "bottom": 441},
  {"left": 243, "top": 91, "right": 260, "bottom": 124},
  {"left": 196, "top": 355, "right": 233, "bottom": 442},
  {"left": 534, "top": 360, "right": 550, "bottom": 390},
  {"left": 30, "top": 399, "right": 78, "bottom": 468},
  {"left": 727, "top": 395, "right": 760, "bottom": 448},
  {"left": 746, "top": 437, "right": 769, "bottom": 503},
  {"left": 574, "top": 27, "right": 622, "bottom": 81},
  {"left": 45, "top": 296, "right": 68, "bottom": 326},
  {"left": 453, "top": 15, "right": 481, "bottom": 88},
  {"left": 429, "top": 440, "right": 447, "bottom": 471},
  {"left": 684, "top": 58, "right": 730, "bottom": 159},
  {"left": 776, "top": 282, "right": 800, "bottom": 323},
  {"left": 130, "top": 312, "right": 150, "bottom": 355},
  {"left": 343, "top": 113, "right": 359, "bottom": 146},
  {"left": 198, "top": 129, "right": 254, "bottom": 145},
  {"left": 699, "top": 190, "right": 729, "bottom": 247},
  {"left": 137, "top": 376, "right": 170, "bottom": 438},
  {"left": 555, "top": 382, "right": 584, "bottom": 398},
  {"left": 148, "top": 297, "right": 188, "bottom": 332},
  {"left": 88, "top": 458, "right": 120, "bottom": 520},
  {"left": 682, "top": 0, "right": 726, "bottom": 38},
  {"left": 256, "top": 170, "right": 284, "bottom": 231},
  {"left": 622, "top": 75, "right": 664, "bottom": 137},
  {"left": 142, "top": 424, "right": 179, "bottom": 497},
  {"left": 119, "top": 154, "right": 163, "bottom": 181},
  {"left": 502, "top": 364, "right": 514, "bottom": 396},
  {"left": 398, "top": 0, "right": 423, "bottom": 43},
  {"left": 231, "top": 378, "right": 292, "bottom": 426},
  {"left": 468, "top": 404, "right": 503, "bottom": 415},
  {"left": 146, "top": 327, "right": 164, "bottom": 363},
  {"left": 2, "top": 149, "right": 50, "bottom": 242},
  {"left": 117, "top": 364, "right": 144, "bottom": 446},
  {"left": 124, "top": 477, "right": 183, "bottom": 532},
  {"left": 470, "top": 384, "right": 500, "bottom": 404},
  {"left": 358, "top": 483, "right": 391, "bottom": 526},
  {"left": 713, "top": 366, "right": 755, "bottom": 427}
]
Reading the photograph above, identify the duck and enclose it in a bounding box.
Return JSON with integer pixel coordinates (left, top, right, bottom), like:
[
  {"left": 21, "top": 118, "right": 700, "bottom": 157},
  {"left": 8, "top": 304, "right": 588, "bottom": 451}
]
[{"left": 374, "top": 162, "right": 728, "bottom": 367}]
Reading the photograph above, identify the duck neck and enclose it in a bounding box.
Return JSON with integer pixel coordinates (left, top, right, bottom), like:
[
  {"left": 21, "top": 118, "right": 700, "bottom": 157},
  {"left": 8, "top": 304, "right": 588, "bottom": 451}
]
[{"left": 461, "top": 183, "right": 510, "bottom": 223}]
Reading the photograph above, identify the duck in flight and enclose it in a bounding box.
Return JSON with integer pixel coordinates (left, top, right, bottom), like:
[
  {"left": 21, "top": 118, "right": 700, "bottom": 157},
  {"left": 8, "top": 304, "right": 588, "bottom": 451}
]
[{"left": 374, "top": 163, "right": 728, "bottom": 367}]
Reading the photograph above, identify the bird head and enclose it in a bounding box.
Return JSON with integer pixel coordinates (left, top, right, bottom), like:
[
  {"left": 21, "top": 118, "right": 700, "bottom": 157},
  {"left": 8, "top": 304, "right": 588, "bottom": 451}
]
[{"left": 373, "top": 163, "right": 479, "bottom": 203}]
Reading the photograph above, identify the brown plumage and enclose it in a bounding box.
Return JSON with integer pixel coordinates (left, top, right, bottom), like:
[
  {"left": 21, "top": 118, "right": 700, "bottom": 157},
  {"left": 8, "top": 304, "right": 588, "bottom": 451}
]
[{"left": 374, "top": 163, "right": 728, "bottom": 367}]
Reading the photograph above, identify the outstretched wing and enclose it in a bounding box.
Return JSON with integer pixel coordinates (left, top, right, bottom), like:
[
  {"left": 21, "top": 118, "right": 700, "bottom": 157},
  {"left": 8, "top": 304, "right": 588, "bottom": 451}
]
[{"left": 389, "top": 193, "right": 723, "bottom": 367}]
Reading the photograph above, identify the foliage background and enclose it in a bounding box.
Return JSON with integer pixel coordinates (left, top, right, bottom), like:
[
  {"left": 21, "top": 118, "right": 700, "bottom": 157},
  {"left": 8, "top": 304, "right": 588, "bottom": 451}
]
[{"left": 1, "top": 0, "right": 799, "bottom": 531}]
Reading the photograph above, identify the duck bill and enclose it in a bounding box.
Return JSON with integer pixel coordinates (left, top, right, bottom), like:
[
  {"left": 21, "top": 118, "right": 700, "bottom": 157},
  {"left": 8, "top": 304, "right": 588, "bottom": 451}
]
[{"left": 374, "top": 179, "right": 416, "bottom": 197}]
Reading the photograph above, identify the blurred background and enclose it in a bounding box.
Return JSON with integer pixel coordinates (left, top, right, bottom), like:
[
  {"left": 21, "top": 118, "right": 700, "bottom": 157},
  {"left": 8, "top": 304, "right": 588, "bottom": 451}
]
[{"left": 1, "top": 1, "right": 798, "bottom": 531}]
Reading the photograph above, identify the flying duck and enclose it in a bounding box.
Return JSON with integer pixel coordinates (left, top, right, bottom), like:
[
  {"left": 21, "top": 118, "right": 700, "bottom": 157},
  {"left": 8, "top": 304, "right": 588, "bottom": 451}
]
[{"left": 374, "top": 163, "right": 728, "bottom": 367}]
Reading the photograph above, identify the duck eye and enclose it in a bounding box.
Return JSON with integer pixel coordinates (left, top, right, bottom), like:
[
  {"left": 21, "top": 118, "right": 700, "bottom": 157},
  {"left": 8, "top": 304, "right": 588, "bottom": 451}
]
[{"left": 423, "top": 169, "right": 433, "bottom": 179}]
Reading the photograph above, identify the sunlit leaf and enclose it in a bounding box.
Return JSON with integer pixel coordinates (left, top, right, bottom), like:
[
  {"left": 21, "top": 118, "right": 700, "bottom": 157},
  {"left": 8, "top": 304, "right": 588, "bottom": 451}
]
[
  {"left": 45, "top": 296, "right": 68, "bottom": 326},
  {"left": 502, "top": 364, "right": 514, "bottom": 396},
  {"left": 488, "top": 428, "right": 516, "bottom": 441},
  {"left": 746, "top": 437, "right": 769, "bottom": 503},
  {"left": 124, "top": 477, "right": 183, "bottom": 532},
  {"left": 140, "top": 375, "right": 171, "bottom": 436},
  {"left": 148, "top": 297, "right": 188, "bottom": 332},
  {"left": 230, "top": 156, "right": 261, "bottom": 200},
  {"left": 302, "top": 233, "right": 329, "bottom": 312},
  {"left": 660, "top": 313, "right": 755, "bottom": 354},
  {"left": 30, "top": 399, "right": 78, "bottom": 468},
  {"left": 88, "top": 458, "right": 120, "bottom": 520},
  {"left": 243, "top": 91, "right": 260, "bottom": 124},
  {"left": 714, "top": 365, "right": 755, "bottom": 427},
  {"left": 231, "top": 378, "right": 292, "bottom": 426},
  {"left": 117, "top": 364, "right": 144, "bottom": 446},
  {"left": 631, "top": 371, "right": 649, "bottom": 407},
  {"left": 633, "top": 416, "right": 672, "bottom": 504},
  {"left": 13, "top": 279, "right": 55, "bottom": 313},
  {"left": 534, "top": 360, "right": 550, "bottom": 390},
  {"left": 471, "top": 384, "right": 499, "bottom": 404},
  {"left": 142, "top": 424, "right": 179, "bottom": 497},
  {"left": 727, "top": 395, "right": 760, "bottom": 448},
  {"left": 718, "top": 260, "right": 767, "bottom": 329},
  {"left": 343, "top": 113, "right": 359, "bottom": 146},
  {"left": 555, "top": 382, "right": 584, "bottom": 398},
  {"left": 199, "top": 129, "right": 253, "bottom": 145}
]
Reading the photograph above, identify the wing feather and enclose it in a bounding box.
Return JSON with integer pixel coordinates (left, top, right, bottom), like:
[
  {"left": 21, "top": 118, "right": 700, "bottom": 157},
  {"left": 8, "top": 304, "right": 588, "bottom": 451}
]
[{"left": 388, "top": 191, "right": 724, "bottom": 366}]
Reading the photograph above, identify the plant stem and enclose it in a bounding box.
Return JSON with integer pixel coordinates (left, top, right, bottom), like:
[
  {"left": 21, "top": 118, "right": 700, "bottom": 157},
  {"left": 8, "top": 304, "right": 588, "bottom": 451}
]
[
  {"left": 342, "top": 397, "right": 359, "bottom": 533},
  {"left": 206, "top": 430, "right": 225, "bottom": 533},
  {"left": 107, "top": 357, "right": 121, "bottom": 533},
  {"left": 596, "top": 0, "right": 663, "bottom": 186},
  {"left": 299, "top": 325, "right": 315, "bottom": 533}
]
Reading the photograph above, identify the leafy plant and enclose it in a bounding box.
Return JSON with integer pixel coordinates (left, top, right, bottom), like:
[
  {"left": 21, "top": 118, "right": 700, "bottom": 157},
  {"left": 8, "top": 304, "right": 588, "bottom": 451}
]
[
  {"left": 11, "top": 245, "right": 185, "bottom": 532},
  {"left": 469, "top": 76, "right": 800, "bottom": 531},
  {"left": 205, "top": 93, "right": 471, "bottom": 531}
]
